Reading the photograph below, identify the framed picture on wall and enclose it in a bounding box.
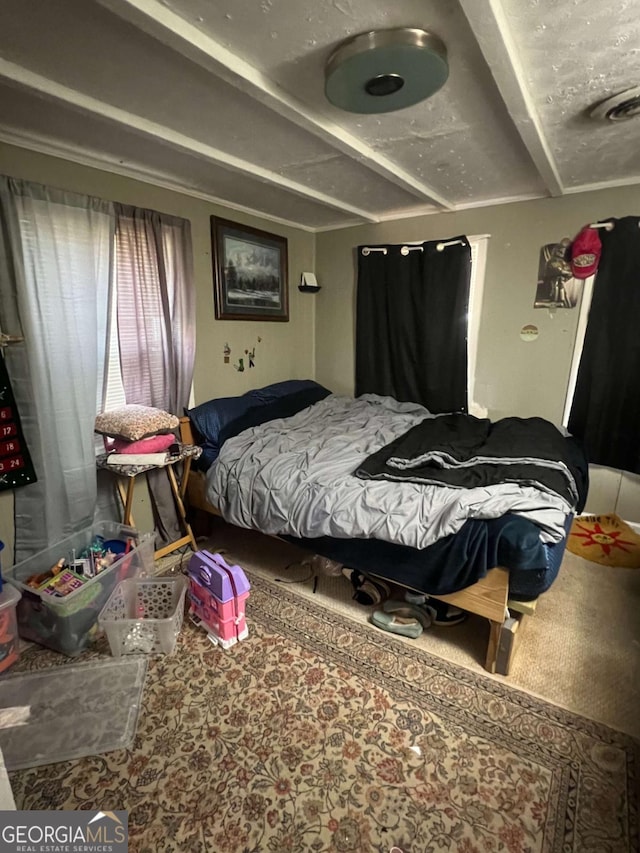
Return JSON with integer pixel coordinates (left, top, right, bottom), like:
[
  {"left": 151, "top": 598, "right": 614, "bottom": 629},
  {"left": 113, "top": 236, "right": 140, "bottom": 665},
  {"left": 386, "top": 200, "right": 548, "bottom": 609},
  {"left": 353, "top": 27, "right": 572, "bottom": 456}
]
[
  {"left": 533, "top": 238, "right": 581, "bottom": 309},
  {"left": 211, "top": 217, "right": 289, "bottom": 321}
]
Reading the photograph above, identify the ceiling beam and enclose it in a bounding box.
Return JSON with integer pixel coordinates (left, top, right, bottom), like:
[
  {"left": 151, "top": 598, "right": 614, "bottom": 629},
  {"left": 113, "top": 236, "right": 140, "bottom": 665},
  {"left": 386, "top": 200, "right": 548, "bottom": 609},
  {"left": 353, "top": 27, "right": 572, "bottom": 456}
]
[
  {"left": 458, "top": 0, "right": 564, "bottom": 197},
  {"left": 97, "top": 0, "right": 454, "bottom": 210},
  {"left": 0, "top": 59, "right": 379, "bottom": 223},
  {"left": 0, "top": 127, "right": 320, "bottom": 232}
]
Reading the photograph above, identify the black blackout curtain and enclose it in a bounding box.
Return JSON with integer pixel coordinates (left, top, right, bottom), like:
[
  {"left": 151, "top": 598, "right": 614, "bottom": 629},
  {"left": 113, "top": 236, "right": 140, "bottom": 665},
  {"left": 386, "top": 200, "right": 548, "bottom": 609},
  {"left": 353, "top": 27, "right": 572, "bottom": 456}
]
[
  {"left": 355, "top": 237, "right": 471, "bottom": 413},
  {"left": 568, "top": 216, "right": 640, "bottom": 473}
]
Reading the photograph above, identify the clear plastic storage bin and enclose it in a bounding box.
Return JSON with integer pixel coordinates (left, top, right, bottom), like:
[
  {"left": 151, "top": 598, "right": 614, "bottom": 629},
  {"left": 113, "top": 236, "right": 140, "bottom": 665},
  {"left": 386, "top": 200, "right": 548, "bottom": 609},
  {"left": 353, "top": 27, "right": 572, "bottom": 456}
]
[
  {"left": 5, "top": 522, "right": 154, "bottom": 656},
  {"left": 99, "top": 576, "right": 188, "bottom": 656}
]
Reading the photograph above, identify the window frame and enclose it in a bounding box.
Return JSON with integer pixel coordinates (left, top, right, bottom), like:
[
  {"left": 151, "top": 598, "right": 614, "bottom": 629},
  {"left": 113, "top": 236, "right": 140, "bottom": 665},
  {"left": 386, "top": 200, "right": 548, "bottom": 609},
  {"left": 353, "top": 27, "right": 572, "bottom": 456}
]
[
  {"left": 467, "top": 235, "right": 489, "bottom": 410},
  {"left": 562, "top": 272, "right": 595, "bottom": 428}
]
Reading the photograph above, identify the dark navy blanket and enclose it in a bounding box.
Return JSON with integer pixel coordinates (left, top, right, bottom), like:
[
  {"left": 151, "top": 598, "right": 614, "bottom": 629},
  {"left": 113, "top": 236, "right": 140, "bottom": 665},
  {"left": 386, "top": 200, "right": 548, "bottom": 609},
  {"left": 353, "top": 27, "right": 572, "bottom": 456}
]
[{"left": 284, "top": 513, "right": 570, "bottom": 598}]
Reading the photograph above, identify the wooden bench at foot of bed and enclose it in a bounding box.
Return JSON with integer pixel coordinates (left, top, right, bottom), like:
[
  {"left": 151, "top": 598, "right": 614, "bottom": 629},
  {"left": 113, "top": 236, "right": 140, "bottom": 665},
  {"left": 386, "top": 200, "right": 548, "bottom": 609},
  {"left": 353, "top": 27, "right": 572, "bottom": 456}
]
[{"left": 179, "top": 416, "right": 534, "bottom": 677}]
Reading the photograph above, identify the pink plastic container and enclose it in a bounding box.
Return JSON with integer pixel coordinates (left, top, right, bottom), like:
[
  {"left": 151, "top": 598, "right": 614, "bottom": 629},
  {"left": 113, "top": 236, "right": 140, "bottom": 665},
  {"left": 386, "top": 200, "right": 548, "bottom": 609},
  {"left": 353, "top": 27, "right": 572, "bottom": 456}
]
[
  {"left": 187, "top": 551, "right": 250, "bottom": 649},
  {"left": 188, "top": 576, "right": 248, "bottom": 646}
]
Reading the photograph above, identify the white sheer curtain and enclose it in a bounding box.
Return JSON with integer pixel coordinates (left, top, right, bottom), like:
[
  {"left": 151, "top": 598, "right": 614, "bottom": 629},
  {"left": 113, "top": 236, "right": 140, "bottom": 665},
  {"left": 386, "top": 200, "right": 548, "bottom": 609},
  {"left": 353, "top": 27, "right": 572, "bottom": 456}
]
[{"left": 0, "top": 177, "right": 114, "bottom": 559}]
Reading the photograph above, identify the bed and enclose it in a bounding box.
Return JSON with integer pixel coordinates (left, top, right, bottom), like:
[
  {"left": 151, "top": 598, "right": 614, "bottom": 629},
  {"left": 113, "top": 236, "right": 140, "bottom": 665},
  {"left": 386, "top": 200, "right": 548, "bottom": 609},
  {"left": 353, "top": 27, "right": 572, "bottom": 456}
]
[{"left": 179, "top": 380, "right": 587, "bottom": 675}]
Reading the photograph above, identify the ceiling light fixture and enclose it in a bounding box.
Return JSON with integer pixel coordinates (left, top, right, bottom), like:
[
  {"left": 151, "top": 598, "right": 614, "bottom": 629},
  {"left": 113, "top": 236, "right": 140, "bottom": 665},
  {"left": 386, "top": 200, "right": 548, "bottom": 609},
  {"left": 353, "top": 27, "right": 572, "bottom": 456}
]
[
  {"left": 325, "top": 27, "right": 448, "bottom": 114},
  {"left": 590, "top": 85, "right": 640, "bottom": 121}
]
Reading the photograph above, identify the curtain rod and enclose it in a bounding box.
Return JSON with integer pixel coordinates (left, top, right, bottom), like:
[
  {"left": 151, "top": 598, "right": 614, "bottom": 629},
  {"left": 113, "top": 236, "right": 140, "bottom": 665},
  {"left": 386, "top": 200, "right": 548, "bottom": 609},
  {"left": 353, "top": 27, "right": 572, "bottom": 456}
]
[
  {"left": 361, "top": 240, "right": 465, "bottom": 256},
  {"left": 360, "top": 233, "right": 490, "bottom": 256},
  {"left": 360, "top": 247, "right": 387, "bottom": 255},
  {"left": 435, "top": 239, "right": 465, "bottom": 252},
  {"left": 588, "top": 221, "right": 640, "bottom": 230}
]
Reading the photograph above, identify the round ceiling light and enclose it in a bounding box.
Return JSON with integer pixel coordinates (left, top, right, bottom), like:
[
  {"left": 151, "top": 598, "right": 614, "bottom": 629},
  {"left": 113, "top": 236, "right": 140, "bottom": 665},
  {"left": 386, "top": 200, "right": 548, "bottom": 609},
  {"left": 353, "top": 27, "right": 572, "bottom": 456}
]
[
  {"left": 590, "top": 85, "right": 640, "bottom": 121},
  {"left": 325, "top": 27, "right": 448, "bottom": 114}
]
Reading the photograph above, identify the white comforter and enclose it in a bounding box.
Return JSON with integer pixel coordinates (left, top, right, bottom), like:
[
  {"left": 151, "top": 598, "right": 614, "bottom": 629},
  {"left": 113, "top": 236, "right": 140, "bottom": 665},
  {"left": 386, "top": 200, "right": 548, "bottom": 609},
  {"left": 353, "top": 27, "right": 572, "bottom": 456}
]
[{"left": 207, "top": 394, "right": 572, "bottom": 549}]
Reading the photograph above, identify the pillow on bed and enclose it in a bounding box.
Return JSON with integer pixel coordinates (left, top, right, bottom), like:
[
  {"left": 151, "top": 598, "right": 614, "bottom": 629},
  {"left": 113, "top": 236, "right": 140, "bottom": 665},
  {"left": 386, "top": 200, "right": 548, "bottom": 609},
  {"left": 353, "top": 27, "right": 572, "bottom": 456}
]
[
  {"left": 218, "top": 385, "right": 331, "bottom": 449},
  {"left": 187, "top": 380, "right": 329, "bottom": 470},
  {"left": 95, "top": 405, "right": 179, "bottom": 441},
  {"left": 246, "top": 379, "right": 325, "bottom": 406}
]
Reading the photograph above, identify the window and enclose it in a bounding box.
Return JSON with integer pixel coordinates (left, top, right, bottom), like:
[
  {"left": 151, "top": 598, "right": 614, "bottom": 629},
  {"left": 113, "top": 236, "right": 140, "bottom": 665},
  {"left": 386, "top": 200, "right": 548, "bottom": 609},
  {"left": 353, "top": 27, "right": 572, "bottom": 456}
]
[
  {"left": 1, "top": 178, "right": 195, "bottom": 554},
  {"left": 99, "top": 208, "right": 195, "bottom": 420}
]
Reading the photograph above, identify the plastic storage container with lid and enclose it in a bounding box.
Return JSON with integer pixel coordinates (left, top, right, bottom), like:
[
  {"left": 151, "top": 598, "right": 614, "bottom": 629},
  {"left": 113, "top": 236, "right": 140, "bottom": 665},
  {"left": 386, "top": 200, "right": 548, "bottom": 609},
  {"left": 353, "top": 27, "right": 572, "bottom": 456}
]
[{"left": 4, "top": 521, "right": 153, "bottom": 656}]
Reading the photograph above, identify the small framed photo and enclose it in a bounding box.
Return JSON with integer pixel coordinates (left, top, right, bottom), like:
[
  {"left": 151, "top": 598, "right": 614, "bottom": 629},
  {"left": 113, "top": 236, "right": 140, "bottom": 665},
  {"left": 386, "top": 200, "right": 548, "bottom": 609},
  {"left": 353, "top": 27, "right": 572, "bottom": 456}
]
[
  {"left": 211, "top": 217, "right": 289, "bottom": 321},
  {"left": 534, "top": 239, "right": 581, "bottom": 309}
]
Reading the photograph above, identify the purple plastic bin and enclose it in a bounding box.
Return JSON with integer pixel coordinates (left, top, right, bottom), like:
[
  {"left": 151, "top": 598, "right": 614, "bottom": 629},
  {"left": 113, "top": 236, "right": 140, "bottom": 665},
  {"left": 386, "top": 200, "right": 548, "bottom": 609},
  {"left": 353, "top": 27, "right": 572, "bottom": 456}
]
[{"left": 187, "top": 550, "right": 250, "bottom": 603}]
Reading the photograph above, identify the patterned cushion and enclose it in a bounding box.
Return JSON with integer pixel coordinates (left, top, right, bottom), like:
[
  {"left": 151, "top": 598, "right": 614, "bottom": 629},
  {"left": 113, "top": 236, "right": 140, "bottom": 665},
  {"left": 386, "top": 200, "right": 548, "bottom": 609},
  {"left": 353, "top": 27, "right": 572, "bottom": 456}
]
[{"left": 95, "top": 405, "right": 179, "bottom": 441}]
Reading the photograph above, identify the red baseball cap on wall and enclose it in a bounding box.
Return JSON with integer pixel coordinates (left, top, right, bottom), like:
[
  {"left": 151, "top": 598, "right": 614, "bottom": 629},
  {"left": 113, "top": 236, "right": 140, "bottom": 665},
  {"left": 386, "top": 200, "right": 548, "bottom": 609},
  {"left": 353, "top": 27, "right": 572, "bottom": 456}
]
[{"left": 570, "top": 226, "right": 602, "bottom": 279}]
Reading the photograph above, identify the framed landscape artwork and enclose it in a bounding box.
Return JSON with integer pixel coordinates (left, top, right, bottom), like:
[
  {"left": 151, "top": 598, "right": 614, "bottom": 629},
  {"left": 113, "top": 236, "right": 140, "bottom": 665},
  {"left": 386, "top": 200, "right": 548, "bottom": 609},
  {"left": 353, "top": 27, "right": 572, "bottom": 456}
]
[{"left": 211, "top": 217, "right": 289, "bottom": 321}]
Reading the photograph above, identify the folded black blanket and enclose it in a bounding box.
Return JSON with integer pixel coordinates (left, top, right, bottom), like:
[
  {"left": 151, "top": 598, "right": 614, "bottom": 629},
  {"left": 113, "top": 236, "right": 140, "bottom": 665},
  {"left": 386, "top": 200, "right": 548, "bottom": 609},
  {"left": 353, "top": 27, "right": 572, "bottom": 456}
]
[{"left": 355, "top": 413, "right": 586, "bottom": 508}]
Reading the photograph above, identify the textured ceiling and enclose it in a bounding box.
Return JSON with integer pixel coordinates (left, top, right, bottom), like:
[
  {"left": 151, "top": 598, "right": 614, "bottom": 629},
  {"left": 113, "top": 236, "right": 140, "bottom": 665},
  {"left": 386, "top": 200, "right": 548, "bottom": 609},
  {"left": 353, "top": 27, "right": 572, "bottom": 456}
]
[{"left": 0, "top": 0, "right": 638, "bottom": 230}]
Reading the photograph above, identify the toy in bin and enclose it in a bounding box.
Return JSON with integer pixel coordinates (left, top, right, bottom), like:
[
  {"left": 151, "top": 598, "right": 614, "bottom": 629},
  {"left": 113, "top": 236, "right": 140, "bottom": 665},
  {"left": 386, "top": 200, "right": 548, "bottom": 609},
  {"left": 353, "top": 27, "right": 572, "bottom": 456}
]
[
  {"left": 23, "top": 535, "right": 133, "bottom": 596},
  {"left": 187, "top": 551, "right": 250, "bottom": 650}
]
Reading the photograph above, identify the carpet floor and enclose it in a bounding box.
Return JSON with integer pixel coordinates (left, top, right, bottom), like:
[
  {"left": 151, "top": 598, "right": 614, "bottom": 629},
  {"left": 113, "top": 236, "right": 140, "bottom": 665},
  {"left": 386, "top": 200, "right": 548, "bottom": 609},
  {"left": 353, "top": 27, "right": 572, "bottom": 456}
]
[
  {"left": 202, "top": 518, "right": 640, "bottom": 741},
  {"left": 9, "top": 564, "right": 640, "bottom": 853}
]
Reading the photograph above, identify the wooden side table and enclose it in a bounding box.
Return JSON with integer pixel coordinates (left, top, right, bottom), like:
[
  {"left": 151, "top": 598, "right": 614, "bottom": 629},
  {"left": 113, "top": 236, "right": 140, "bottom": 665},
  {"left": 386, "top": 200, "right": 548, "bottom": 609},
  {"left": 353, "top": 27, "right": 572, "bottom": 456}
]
[{"left": 97, "top": 445, "right": 202, "bottom": 559}]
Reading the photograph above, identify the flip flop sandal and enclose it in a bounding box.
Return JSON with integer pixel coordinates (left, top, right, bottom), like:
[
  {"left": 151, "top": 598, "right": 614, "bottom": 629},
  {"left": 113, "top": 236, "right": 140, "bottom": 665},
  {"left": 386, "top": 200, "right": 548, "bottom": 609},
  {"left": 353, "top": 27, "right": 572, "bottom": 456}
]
[
  {"left": 342, "top": 568, "right": 390, "bottom": 606},
  {"left": 382, "top": 599, "right": 432, "bottom": 629},
  {"left": 371, "top": 610, "right": 423, "bottom": 639}
]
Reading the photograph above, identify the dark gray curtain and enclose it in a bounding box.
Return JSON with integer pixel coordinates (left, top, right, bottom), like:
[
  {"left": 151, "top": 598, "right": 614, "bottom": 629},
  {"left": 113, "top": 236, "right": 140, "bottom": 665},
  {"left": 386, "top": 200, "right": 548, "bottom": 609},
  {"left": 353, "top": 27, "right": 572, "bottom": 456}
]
[
  {"left": 355, "top": 238, "right": 471, "bottom": 413},
  {"left": 114, "top": 204, "right": 195, "bottom": 545},
  {"left": 568, "top": 216, "right": 640, "bottom": 472}
]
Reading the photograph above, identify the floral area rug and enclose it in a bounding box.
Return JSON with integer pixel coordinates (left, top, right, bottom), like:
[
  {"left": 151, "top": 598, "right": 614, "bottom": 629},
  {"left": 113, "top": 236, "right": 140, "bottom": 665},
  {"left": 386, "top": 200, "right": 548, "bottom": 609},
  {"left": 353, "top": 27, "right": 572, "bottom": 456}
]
[
  {"left": 567, "top": 513, "right": 640, "bottom": 567},
  {"left": 9, "top": 573, "right": 640, "bottom": 853}
]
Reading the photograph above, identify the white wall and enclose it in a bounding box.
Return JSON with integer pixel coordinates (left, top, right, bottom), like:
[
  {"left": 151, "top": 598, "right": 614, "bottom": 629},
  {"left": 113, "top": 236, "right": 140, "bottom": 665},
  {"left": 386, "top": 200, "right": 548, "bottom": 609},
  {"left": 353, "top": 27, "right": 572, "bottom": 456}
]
[{"left": 314, "top": 186, "right": 640, "bottom": 520}]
